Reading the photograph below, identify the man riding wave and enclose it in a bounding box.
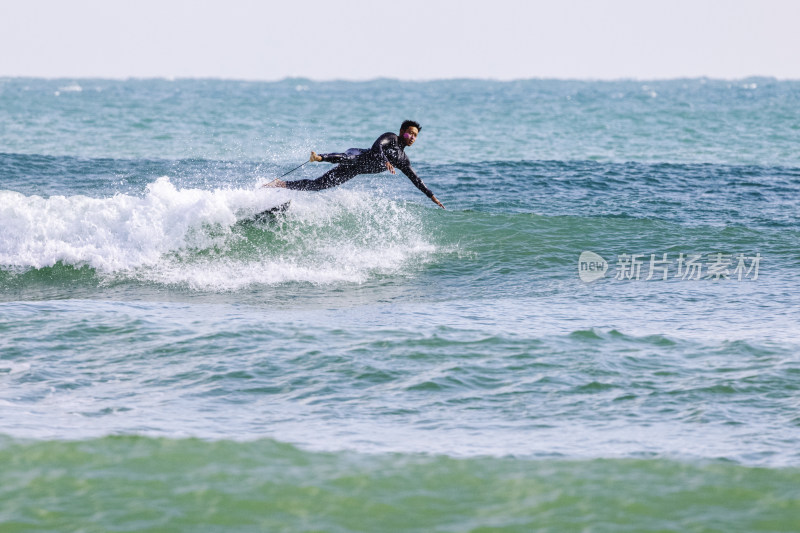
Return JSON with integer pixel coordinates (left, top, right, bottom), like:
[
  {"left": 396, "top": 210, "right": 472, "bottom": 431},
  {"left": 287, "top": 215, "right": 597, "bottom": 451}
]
[{"left": 265, "top": 120, "right": 445, "bottom": 209}]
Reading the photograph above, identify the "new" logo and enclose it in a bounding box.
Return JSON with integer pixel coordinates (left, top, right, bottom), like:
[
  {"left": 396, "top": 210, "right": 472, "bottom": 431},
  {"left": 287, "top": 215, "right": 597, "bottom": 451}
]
[{"left": 578, "top": 251, "right": 607, "bottom": 282}]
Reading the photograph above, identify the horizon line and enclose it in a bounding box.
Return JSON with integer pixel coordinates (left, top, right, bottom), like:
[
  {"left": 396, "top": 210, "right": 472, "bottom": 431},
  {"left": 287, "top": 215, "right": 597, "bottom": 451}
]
[{"left": 1, "top": 74, "right": 797, "bottom": 84}]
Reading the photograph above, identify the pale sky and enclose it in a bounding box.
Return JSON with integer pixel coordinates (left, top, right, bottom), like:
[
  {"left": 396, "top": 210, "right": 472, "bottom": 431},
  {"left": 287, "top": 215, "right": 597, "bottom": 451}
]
[{"left": 1, "top": 0, "right": 798, "bottom": 80}]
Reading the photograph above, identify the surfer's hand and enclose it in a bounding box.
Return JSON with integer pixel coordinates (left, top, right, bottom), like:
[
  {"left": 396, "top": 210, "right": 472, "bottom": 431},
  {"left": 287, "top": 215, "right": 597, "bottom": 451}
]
[
  {"left": 310, "top": 151, "right": 322, "bottom": 162},
  {"left": 386, "top": 161, "right": 396, "bottom": 174},
  {"left": 432, "top": 195, "right": 445, "bottom": 209}
]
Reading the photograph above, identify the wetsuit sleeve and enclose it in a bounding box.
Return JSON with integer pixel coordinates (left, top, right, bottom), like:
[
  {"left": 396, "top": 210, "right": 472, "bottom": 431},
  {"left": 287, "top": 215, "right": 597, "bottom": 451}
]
[{"left": 397, "top": 162, "right": 435, "bottom": 199}]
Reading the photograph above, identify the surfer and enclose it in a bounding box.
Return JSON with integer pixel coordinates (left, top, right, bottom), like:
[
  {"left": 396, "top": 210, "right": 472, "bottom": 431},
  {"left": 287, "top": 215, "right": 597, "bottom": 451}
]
[{"left": 264, "top": 120, "right": 446, "bottom": 209}]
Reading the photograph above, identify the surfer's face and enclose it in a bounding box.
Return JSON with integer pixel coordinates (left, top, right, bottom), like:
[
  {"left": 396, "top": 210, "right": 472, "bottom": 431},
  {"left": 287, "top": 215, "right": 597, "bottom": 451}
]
[{"left": 402, "top": 127, "right": 419, "bottom": 146}]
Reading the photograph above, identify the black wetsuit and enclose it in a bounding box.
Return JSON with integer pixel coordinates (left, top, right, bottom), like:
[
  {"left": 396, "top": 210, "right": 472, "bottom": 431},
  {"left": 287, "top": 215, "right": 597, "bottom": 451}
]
[{"left": 284, "top": 132, "right": 435, "bottom": 199}]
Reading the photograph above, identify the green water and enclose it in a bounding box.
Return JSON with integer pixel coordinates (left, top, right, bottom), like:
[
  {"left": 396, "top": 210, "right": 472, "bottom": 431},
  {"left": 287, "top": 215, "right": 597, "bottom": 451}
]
[{"left": 1, "top": 436, "right": 798, "bottom": 533}]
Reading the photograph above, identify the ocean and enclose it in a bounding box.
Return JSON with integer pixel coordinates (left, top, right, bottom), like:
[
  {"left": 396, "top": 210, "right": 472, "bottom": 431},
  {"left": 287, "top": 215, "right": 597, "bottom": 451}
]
[{"left": 1, "top": 77, "right": 798, "bottom": 531}]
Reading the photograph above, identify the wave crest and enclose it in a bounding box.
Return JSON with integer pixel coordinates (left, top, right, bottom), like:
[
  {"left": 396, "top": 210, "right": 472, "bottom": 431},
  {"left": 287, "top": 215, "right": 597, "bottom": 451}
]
[{"left": 0, "top": 178, "right": 435, "bottom": 290}]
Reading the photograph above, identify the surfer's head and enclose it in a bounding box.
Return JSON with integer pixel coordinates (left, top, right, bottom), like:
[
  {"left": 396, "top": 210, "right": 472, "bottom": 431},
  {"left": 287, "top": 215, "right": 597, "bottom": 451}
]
[{"left": 400, "top": 120, "right": 421, "bottom": 146}]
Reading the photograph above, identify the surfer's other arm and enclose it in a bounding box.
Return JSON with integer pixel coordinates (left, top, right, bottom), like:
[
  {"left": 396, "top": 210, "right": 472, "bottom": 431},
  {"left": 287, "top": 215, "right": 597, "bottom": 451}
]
[{"left": 397, "top": 162, "right": 445, "bottom": 209}]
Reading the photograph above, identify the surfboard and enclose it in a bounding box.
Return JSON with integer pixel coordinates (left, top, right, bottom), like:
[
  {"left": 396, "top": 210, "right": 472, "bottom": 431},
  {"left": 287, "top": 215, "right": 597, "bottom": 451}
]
[{"left": 240, "top": 201, "right": 291, "bottom": 224}]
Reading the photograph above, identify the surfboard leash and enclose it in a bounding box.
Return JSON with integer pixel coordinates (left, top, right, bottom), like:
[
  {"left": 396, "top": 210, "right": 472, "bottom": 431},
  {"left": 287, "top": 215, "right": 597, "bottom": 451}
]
[{"left": 278, "top": 161, "right": 308, "bottom": 179}]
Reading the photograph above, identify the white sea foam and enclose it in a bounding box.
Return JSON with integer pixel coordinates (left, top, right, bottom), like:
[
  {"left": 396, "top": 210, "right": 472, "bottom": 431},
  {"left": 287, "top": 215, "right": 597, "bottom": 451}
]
[{"left": 0, "top": 177, "right": 434, "bottom": 290}]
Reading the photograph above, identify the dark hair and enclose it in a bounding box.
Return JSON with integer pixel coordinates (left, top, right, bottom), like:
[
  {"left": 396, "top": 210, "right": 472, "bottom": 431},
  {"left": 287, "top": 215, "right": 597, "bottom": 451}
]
[{"left": 400, "top": 120, "right": 421, "bottom": 132}]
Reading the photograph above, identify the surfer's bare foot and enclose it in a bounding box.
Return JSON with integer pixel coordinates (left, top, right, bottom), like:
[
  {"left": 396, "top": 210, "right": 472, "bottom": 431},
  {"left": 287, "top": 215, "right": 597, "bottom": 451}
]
[
  {"left": 310, "top": 151, "right": 322, "bottom": 162},
  {"left": 263, "top": 179, "right": 287, "bottom": 188}
]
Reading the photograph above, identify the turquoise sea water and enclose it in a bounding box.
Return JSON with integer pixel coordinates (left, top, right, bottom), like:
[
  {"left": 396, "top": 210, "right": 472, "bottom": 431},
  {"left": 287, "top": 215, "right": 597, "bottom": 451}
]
[{"left": 1, "top": 77, "right": 799, "bottom": 531}]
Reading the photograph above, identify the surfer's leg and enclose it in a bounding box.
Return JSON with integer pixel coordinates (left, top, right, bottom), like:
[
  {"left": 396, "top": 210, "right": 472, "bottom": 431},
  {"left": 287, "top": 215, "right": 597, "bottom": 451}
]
[{"left": 283, "top": 164, "right": 361, "bottom": 191}]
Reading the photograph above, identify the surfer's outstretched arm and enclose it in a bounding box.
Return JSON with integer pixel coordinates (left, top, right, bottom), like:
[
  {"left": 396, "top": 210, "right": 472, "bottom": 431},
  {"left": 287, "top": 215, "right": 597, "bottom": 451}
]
[{"left": 398, "top": 163, "right": 445, "bottom": 209}]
